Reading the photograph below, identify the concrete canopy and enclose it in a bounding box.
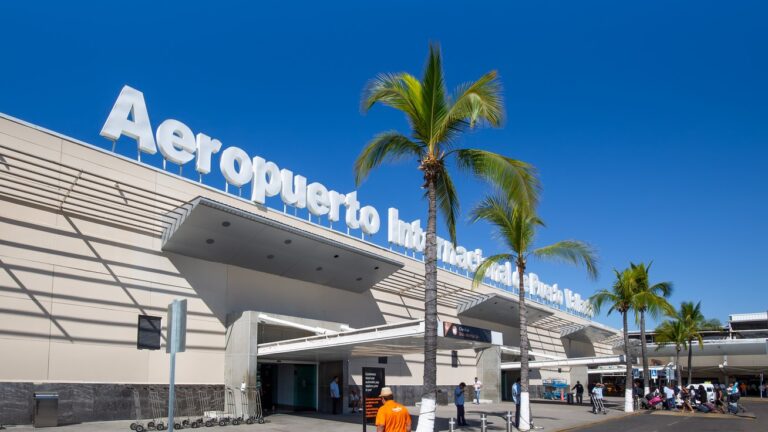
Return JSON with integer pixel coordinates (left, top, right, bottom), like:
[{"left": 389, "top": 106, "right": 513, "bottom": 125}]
[
  {"left": 162, "top": 197, "right": 403, "bottom": 293},
  {"left": 648, "top": 338, "right": 768, "bottom": 357},
  {"left": 560, "top": 324, "right": 618, "bottom": 343},
  {"left": 457, "top": 293, "right": 554, "bottom": 326},
  {"left": 257, "top": 320, "right": 501, "bottom": 362}
]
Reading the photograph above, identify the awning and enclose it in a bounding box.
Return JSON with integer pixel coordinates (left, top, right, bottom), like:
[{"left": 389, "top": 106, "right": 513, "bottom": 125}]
[
  {"left": 560, "top": 323, "right": 618, "bottom": 343},
  {"left": 162, "top": 197, "right": 403, "bottom": 292},
  {"left": 648, "top": 338, "right": 768, "bottom": 357},
  {"left": 501, "top": 355, "right": 626, "bottom": 370},
  {"left": 257, "top": 320, "right": 502, "bottom": 362},
  {"left": 457, "top": 293, "right": 554, "bottom": 326}
]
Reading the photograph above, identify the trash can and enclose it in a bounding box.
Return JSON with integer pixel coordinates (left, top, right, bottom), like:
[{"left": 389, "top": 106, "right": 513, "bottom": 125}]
[
  {"left": 34, "top": 392, "right": 59, "bottom": 427},
  {"left": 566, "top": 392, "right": 573, "bottom": 405}
]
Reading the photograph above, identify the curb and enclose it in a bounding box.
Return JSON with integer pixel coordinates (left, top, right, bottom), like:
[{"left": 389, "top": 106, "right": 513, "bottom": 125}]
[{"left": 648, "top": 410, "right": 755, "bottom": 420}]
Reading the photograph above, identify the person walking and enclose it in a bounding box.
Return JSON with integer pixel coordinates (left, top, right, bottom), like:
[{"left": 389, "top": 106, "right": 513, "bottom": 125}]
[
  {"left": 591, "top": 383, "right": 607, "bottom": 414},
  {"left": 330, "top": 376, "right": 341, "bottom": 415},
  {"left": 375, "top": 387, "right": 411, "bottom": 432},
  {"left": 572, "top": 381, "right": 584, "bottom": 405},
  {"left": 588, "top": 382, "right": 596, "bottom": 413},
  {"left": 662, "top": 383, "right": 676, "bottom": 410},
  {"left": 512, "top": 378, "right": 521, "bottom": 427},
  {"left": 473, "top": 377, "right": 482, "bottom": 404},
  {"left": 454, "top": 382, "right": 467, "bottom": 427}
]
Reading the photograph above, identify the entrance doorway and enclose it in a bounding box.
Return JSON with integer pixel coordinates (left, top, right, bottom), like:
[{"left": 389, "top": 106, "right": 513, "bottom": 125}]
[{"left": 258, "top": 362, "right": 318, "bottom": 412}]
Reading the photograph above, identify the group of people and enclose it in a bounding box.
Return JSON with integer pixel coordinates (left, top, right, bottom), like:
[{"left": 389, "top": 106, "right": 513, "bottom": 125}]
[{"left": 634, "top": 380, "right": 746, "bottom": 414}]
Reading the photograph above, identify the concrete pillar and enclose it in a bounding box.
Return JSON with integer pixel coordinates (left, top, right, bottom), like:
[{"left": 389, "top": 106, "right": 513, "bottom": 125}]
[
  {"left": 225, "top": 311, "right": 260, "bottom": 414},
  {"left": 476, "top": 346, "right": 502, "bottom": 402}
]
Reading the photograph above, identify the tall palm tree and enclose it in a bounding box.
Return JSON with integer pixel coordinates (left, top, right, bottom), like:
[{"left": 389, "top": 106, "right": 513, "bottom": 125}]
[
  {"left": 590, "top": 267, "right": 637, "bottom": 413},
  {"left": 354, "top": 44, "right": 539, "bottom": 432},
  {"left": 654, "top": 315, "right": 689, "bottom": 385},
  {"left": 470, "top": 195, "right": 598, "bottom": 431},
  {"left": 629, "top": 262, "right": 673, "bottom": 394},
  {"left": 675, "top": 301, "right": 722, "bottom": 385}
]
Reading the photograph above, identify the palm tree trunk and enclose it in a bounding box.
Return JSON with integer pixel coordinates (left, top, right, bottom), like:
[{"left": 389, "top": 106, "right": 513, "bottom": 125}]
[
  {"left": 640, "top": 310, "right": 650, "bottom": 394},
  {"left": 623, "top": 311, "right": 634, "bottom": 412},
  {"left": 518, "top": 263, "right": 531, "bottom": 431},
  {"left": 675, "top": 349, "right": 681, "bottom": 386},
  {"left": 415, "top": 177, "right": 438, "bottom": 432},
  {"left": 686, "top": 337, "right": 693, "bottom": 386}
]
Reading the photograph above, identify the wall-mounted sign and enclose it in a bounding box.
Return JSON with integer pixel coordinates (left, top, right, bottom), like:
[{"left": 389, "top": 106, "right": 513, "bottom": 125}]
[
  {"left": 100, "top": 86, "right": 594, "bottom": 319},
  {"left": 101, "top": 85, "right": 381, "bottom": 236},
  {"left": 441, "top": 322, "right": 493, "bottom": 343}
]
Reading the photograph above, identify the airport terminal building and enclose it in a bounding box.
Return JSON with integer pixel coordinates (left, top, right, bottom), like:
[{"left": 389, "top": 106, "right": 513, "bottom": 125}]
[{"left": 0, "top": 88, "right": 622, "bottom": 425}]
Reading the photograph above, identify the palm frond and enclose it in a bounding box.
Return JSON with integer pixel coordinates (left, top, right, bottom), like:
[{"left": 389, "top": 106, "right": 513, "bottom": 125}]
[
  {"left": 589, "top": 289, "right": 620, "bottom": 315},
  {"left": 354, "top": 131, "right": 424, "bottom": 185},
  {"left": 434, "top": 70, "right": 503, "bottom": 144},
  {"left": 469, "top": 194, "right": 540, "bottom": 254},
  {"left": 421, "top": 43, "right": 449, "bottom": 151},
  {"left": 471, "top": 253, "right": 514, "bottom": 289},
  {"left": 361, "top": 72, "right": 424, "bottom": 135},
  {"left": 455, "top": 149, "right": 539, "bottom": 212},
  {"left": 449, "top": 71, "right": 503, "bottom": 128},
  {"left": 433, "top": 167, "right": 459, "bottom": 245},
  {"left": 532, "top": 240, "right": 599, "bottom": 280}
]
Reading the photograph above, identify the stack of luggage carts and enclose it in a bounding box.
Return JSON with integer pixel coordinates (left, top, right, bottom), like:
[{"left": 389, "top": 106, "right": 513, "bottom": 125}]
[{"left": 127, "top": 385, "right": 264, "bottom": 430}]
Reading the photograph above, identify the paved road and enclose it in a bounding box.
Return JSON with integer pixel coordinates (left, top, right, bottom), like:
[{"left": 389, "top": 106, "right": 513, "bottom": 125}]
[{"left": 567, "top": 401, "right": 766, "bottom": 432}]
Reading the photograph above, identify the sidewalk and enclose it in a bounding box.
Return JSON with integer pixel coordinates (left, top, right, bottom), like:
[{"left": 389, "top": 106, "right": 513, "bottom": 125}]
[{"left": 1, "top": 398, "right": 632, "bottom": 432}]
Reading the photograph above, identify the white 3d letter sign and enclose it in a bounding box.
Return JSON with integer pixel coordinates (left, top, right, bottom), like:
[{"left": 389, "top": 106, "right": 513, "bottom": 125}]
[
  {"left": 100, "top": 86, "right": 590, "bottom": 317},
  {"left": 100, "top": 85, "right": 380, "bottom": 235}
]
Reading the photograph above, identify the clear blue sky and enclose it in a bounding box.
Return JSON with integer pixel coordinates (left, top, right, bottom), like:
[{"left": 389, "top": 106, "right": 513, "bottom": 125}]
[{"left": 1, "top": 1, "right": 766, "bottom": 330}]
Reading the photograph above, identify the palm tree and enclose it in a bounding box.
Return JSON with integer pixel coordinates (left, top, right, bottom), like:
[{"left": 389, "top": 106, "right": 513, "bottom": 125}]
[
  {"left": 654, "top": 315, "right": 689, "bottom": 386},
  {"left": 354, "top": 44, "right": 539, "bottom": 432},
  {"left": 470, "top": 195, "right": 598, "bottom": 430},
  {"left": 675, "top": 301, "right": 722, "bottom": 385},
  {"left": 590, "top": 267, "right": 637, "bottom": 413},
  {"left": 629, "top": 262, "right": 673, "bottom": 394}
]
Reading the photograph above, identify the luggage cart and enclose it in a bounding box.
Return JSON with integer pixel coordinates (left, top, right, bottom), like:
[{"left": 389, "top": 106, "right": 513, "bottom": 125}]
[
  {"left": 242, "top": 386, "right": 264, "bottom": 424},
  {"left": 148, "top": 388, "right": 167, "bottom": 431},
  {"left": 188, "top": 388, "right": 204, "bottom": 428},
  {"left": 226, "top": 387, "right": 242, "bottom": 426},
  {"left": 210, "top": 389, "right": 229, "bottom": 426},
  {"left": 129, "top": 387, "right": 147, "bottom": 432},
  {"left": 180, "top": 388, "right": 193, "bottom": 428},
  {"left": 593, "top": 397, "right": 607, "bottom": 414},
  {"left": 198, "top": 390, "right": 215, "bottom": 427}
]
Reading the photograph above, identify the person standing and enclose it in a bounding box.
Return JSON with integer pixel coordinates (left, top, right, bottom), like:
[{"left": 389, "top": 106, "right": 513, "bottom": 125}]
[
  {"left": 330, "top": 376, "right": 341, "bottom": 415},
  {"left": 588, "top": 382, "right": 596, "bottom": 412},
  {"left": 349, "top": 388, "right": 361, "bottom": 413},
  {"left": 572, "top": 381, "right": 584, "bottom": 405},
  {"left": 454, "top": 382, "right": 467, "bottom": 426},
  {"left": 375, "top": 387, "right": 411, "bottom": 432},
  {"left": 512, "top": 378, "right": 521, "bottom": 427},
  {"left": 473, "top": 377, "right": 483, "bottom": 404}
]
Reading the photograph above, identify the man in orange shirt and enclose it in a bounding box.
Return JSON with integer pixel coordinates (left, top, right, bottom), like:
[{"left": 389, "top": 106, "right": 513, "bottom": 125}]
[{"left": 375, "top": 387, "right": 412, "bottom": 432}]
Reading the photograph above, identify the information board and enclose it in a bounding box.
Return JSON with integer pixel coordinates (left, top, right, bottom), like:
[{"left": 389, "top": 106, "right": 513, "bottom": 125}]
[
  {"left": 362, "top": 367, "right": 385, "bottom": 431},
  {"left": 442, "top": 321, "right": 492, "bottom": 343}
]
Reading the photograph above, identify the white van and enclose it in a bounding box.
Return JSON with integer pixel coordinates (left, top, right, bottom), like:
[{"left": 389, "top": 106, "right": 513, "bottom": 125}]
[{"left": 689, "top": 383, "right": 716, "bottom": 403}]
